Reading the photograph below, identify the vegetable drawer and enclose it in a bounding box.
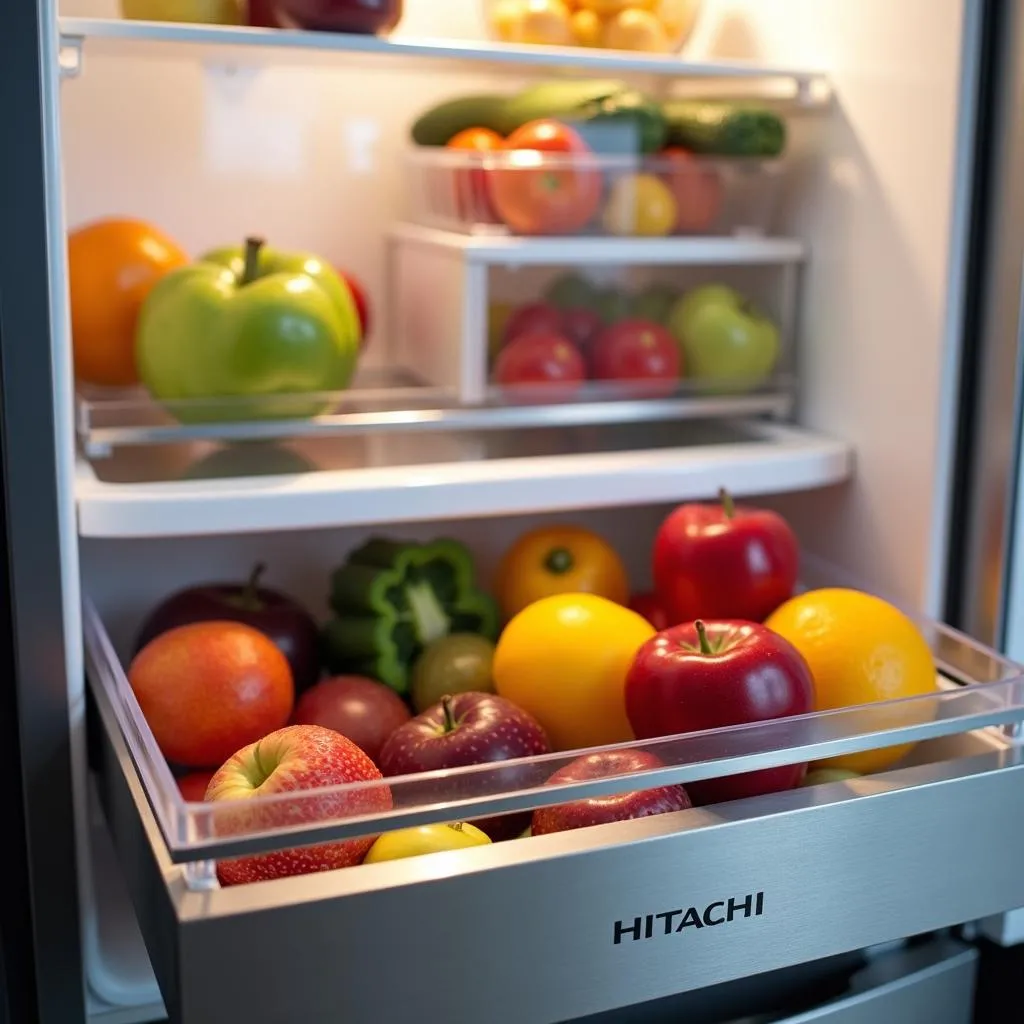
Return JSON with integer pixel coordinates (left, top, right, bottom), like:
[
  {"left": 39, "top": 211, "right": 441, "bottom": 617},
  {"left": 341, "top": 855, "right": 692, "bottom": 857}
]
[{"left": 86, "top": 586, "right": 1024, "bottom": 1024}]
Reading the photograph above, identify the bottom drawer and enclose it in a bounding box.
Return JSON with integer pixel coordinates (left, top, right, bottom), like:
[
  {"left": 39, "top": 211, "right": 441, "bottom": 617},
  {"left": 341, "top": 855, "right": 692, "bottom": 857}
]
[{"left": 580, "top": 938, "right": 976, "bottom": 1023}]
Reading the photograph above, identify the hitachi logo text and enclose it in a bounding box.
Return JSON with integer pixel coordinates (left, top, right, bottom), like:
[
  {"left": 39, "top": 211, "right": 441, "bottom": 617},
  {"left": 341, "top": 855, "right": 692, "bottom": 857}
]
[{"left": 613, "top": 892, "right": 765, "bottom": 945}]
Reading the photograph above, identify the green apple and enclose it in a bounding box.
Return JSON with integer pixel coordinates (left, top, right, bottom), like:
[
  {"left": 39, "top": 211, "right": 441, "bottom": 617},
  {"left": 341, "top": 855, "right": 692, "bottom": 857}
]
[
  {"left": 668, "top": 284, "right": 780, "bottom": 389},
  {"left": 121, "top": 0, "right": 245, "bottom": 24},
  {"left": 801, "top": 768, "right": 862, "bottom": 787},
  {"left": 629, "top": 283, "right": 679, "bottom": 325},
  {"left": 137, "top": 237, "right": 359, "bottom": 422}
]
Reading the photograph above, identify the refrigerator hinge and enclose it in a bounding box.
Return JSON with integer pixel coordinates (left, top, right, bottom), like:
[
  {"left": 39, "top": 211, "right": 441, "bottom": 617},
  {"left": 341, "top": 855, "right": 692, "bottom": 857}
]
[{"left": 58, "top": 35, "right": 83, "bottom": 80}]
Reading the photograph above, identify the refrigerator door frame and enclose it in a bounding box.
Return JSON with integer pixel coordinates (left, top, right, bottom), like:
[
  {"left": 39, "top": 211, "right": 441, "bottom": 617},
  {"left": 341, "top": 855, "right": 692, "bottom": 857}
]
[{"left": 0, "top": 1, "right": 87, "bottom": 1022}]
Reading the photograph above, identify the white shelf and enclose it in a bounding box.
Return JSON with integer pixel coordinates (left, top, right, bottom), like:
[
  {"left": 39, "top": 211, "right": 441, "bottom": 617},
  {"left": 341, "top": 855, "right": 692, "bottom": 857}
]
[
  {"left": 58, "top": 17, "right": 829, "bottom": 99},
  {"left": 391, "top": 223, "right": 807, "bottom": 266},
  {"left": 74, "top": 421, "right": 852, "bottom": 538}
]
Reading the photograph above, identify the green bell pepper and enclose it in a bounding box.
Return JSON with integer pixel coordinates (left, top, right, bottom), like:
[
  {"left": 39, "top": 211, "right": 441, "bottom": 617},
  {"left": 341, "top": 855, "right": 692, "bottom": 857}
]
[
  {"left": 321, "top": 538, "right": 500, "bottom": 695},
  {"left": 136, "top": 237, "right": 360, "bottom": 422}
]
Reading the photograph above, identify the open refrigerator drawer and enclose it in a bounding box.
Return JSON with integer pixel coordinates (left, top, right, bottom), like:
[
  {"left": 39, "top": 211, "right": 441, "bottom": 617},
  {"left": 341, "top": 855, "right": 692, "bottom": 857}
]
[{"left": 86, "top": 584, "right": 1024, "bottom": 1024}]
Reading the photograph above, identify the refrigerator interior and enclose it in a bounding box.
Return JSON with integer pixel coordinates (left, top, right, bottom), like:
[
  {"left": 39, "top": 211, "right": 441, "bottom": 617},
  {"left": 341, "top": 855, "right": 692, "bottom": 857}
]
[{"left": 54, "top": 0, "right": 984, "bottom": 1016}]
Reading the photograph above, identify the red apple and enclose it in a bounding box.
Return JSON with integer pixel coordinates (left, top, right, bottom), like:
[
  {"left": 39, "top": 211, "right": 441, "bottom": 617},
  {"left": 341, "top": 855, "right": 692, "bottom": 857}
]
[
  {"left": 338, "top": 270, "right": 371, "bottom": 348},
  {"left": 378, "top": 692, "right": 550, "bottom": 841},
  {"left": 592, "top": 319, "right": 681, "bottom": 395},
  {"left": 653, "top": 489, "right": 799, "bottom": 623},
  {"left": 208, "top": 724, "right": 392, "bottom": 886},
  {"left": 625, "top": 619, "right": 815, "bottom": 804},
  {"left": 292, "top": 675, "right": 411, "bottom": 765},
  {"left": 560, "top": 307, "right": 604, "bottom": 352},
  {"left": 129, "top": 621, "right": 294, "bottom": 768},
  {"left": 502, "top": 302, "right": 565, "bottom": 346},
  {"left": 628, "top": 592, "right": 674, "bottom": 631},
  {"left": 135, "top": 564, "right": 322, "bottom": 694},
  {"left": 493, "top": 331, "right": 587, "bottom": 397},
  {"left": 177, "top": 770, "right": 217, "bottom": 802},
  {"left": 532, "top": 750, "right": 691, "bottom": 835}
]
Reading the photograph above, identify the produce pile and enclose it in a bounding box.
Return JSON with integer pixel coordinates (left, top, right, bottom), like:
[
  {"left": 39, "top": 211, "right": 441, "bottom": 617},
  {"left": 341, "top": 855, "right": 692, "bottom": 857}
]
[
  {"left": 69, "top": 219, "right": 372, "bottom": 416},
  {"left": 490, "top": 273, "right": 779, "bottom": 393},
  {"left": 412, "top": 80, "right": 786, "bottom": 237},
  {"left": 488, "top": 0, "right": 702, "bottom": 53},
  {"left": 127, "top": 494, "right": 939, "bottom": 885}
]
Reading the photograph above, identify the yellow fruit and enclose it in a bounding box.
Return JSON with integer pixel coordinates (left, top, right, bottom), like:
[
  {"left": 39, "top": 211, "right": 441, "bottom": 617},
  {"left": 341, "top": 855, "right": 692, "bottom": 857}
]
[
  {"left": 655, "top": 0, "right": 701, "bottom": 44},
  {"left": 491, "top": 0, "right": 525, "bottom": 41},
  {"left": 578, "top": 0, "right": 633, "bottom": 15},
  {"left": 765, "top": 588, "right": 938, "bottom": 774},
  {"left": 488, "top": 301, "right": 514, "bottom": 363},
  {"left": 602, "top": 173, "right": 677, "bottom": 236},
  {"left": 518, "top": 0, "right": 573, "bottom": 45},
  {"left": 570, "top": 8, "right": 603, "bottom": 46},
  {"left": 121, "top": 0, "right": 244, "bottom": 22},
  {"left": 493, "top": 593, "right": 654, "bottom": 750},
  {"left": 603, "top": 8, "right": 671, "bottom": 51},
  {"left": 363, "top": 823, "right": 491, "bottom": 864}
]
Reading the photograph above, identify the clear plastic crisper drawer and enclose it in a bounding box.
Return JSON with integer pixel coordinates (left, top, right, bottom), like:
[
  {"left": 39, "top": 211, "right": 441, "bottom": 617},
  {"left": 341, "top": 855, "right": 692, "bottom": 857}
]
[{"left": 83, "top": 577, "right": 1024, "bottom": 874}]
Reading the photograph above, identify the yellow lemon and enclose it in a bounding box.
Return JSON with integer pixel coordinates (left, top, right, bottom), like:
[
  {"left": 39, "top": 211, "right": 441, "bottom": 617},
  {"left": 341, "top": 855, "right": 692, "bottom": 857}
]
[
  {"left": 603, "top": 8, "right": 671, "bottom": 52},
  {"left": 603, "top": 173, "right": 677, "bottom": 236},
  {"left": 766, "top": 588, "right": 938, "bottom": 774},
  {"left": 570, "top": 8, "right": 603, "bottom": 45}
]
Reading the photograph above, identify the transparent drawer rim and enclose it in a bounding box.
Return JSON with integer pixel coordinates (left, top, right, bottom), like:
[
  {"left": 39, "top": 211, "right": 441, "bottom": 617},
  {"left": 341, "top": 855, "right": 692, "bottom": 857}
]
[{"left": 83, "top": 577, "right": 1024, "bottom": 865}]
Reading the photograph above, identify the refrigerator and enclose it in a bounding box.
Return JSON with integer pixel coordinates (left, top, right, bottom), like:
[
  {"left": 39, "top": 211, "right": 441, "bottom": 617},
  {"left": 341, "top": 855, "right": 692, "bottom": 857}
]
[{"left": 5, "top": 0, "right": 1024, "bottom": 1020}]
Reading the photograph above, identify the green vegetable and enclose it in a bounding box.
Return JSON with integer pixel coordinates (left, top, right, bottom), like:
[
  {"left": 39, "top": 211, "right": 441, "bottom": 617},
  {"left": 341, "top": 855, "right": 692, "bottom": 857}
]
[
  {"left": 321, "top": 538, "right": 499, "bottom": 695},
  {"left": 662, "top": 102, "right": 787, "bottom": 158},
  {"left": 410, "top": 95, "right": 510, "bottom": 146},
  {"left": 544, "top": 273, "right": 598, "bottom": 310},
  {"left": 502, "top": 80, "right": 667, "bottom": 154}
]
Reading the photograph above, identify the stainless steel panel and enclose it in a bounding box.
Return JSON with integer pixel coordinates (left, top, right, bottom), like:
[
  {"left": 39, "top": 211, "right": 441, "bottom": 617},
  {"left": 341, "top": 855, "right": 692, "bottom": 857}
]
[
  {"left": 778, "top": 940, "right": 975, "bottom": 1024},
  {"left": 92, "top": 659, "right": 1024, "bottom": 1024}
]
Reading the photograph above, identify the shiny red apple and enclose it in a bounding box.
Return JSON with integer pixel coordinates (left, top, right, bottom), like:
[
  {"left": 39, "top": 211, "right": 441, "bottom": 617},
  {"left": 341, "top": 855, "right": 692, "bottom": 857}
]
[
  {"left": 531, "top": 749, "right": 691, "bottom": 835},
  {"left": 378, "top": 692, "right": 550, "bottom": 841},
  {"left": 502, "top": 302, "right": 564, "bottom": 346},
  {"left": 208, "top": 724, "right": 392, "bottom": 886},
  {"left": 628, "top": 592, "right": 674, "bottom": 631},
  {"left": 135, "top": 564, "right": 321, "bottom": 694},
  {"left": 292, "top": 675, "right": 411, "bottom": 765},
  {"left": 591, "top": 319, "right": 681, "bottom": 395},
  {"left": 625, "top": 619, "right": 815, "bottom": 804},
  {"left": 653, "top": 489, "right": 799, "bottom": 623}
]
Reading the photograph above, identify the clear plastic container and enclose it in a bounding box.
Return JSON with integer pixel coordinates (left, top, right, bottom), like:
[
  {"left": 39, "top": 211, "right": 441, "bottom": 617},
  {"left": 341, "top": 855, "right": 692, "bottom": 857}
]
[
  {"left": 406, "top": 148, "right": 783, "bottom": 238},
  {"left": 484, "top": 0, "right": 702, "bottom": 54}
]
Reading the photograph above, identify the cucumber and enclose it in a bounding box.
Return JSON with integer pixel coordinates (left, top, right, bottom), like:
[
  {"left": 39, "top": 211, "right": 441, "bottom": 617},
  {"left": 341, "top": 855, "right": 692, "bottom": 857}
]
[
  {"left": 662, "top": 102, "right": 787, "bottom": 158},
  {"left": 410, "top": 95, "right": 511, "bottom": 147}
]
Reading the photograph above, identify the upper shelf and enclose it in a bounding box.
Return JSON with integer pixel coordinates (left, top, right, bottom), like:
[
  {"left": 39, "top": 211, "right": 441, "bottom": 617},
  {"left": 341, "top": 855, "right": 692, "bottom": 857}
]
[{"left": 58, "top": 17, "right": 831, "bottom": 103}]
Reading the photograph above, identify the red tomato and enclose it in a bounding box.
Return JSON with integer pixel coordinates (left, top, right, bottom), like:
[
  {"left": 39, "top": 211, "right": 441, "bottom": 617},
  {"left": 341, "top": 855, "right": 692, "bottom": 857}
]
[
  {"left": 338, "top": 270, "right": 371, "bottom": 348},
  {"left": 503, "top": 302, "right": 565, "bottom": 346},
  {"left": 489, "top": 120, "right": 603, "bottom": 236},
  {"left": 560, "top": 307, "right": 604, "bottom": 352},
  {"left": 659, "top": 148, "right": 724, "bottom": 234},
  {"left": 448, "top": 127, "right": 504, "bottom": 225},
  {"left": 592, "top": 319, "right": 681, "bottom": 395},
  {"left": 628, "top": 592, "right": 673, "bottom": 631},
  {"left": 493, "top": 331, "right": 587, "bottom": 396}
]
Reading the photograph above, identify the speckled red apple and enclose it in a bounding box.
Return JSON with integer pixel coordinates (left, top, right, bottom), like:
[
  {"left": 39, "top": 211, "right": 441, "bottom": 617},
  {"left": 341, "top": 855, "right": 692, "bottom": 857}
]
[{"left": 207, "top": 724, "right": 391, "bottom": 885}]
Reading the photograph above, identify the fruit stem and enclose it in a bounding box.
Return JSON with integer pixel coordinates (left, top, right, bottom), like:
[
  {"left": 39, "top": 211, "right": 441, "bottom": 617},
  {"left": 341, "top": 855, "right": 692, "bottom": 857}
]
[
  {"left": 441, "top": 695, "right": 457, "bottom": 734},
  {"left": 718, "top": 487, "right": 735, "bottom": 519},
  {"left": 544, "top": 548, "right": 574, "bottom": 575},
  {"left": 239, "top": 562, "right": 266, "bottom": 611},
  {"left": 695, "top": 620, "right": 713, "bottom": 655},
  {"left": 241, "top": 236, "right": 265, "bottom": 286}
]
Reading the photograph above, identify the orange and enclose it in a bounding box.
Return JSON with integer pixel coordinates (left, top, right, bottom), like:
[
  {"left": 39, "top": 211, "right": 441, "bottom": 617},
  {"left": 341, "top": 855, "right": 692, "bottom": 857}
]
[
  {"left": 68, "top": 217, "right": 188, "bottom": 387},
  {"left": 493, "top": 593, "right": 653, "bottom": 750},
  {"left": 495, "top": 525, "right": 630, "bottom": 619},
  {"left": 765, "top": 588, "right": 938, "bottom": 774}
]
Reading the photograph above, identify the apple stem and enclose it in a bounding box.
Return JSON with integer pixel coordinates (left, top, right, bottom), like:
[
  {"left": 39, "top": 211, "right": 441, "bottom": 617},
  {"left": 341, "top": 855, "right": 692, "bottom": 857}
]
[
  {"left": 241, "top": 236, "right": 265, "bottom": 286},
  {"left": 441, "top": 695, "right": 457, "bottom": 733},
  {"left": 718, "top": 487, "right": 735, "bottom": 519},
  {"left": 239, "top": 562, "right": 266, "bottom": 610},
  {"left": 695, "top": 620, "right": 713, "bottom": 655}
]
